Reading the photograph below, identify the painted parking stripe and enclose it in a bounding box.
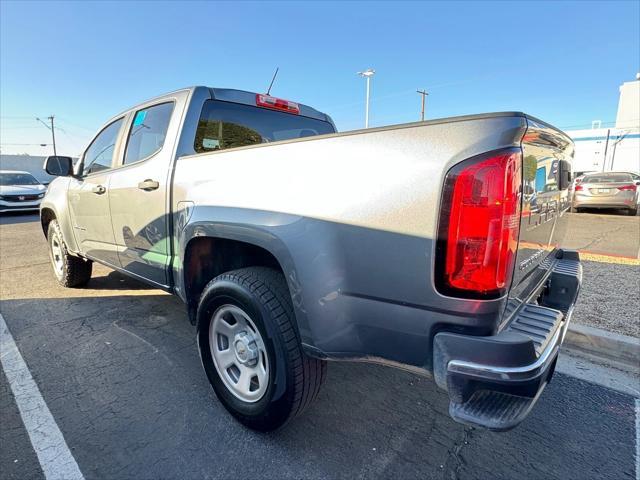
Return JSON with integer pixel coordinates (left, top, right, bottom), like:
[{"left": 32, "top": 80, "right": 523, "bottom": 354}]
[
  {"left": 517, "top": 241, "right": 640, "bottom": 265},
  {"left": 0, "top": 313, "right": 84, "bottom": 480},
  {"left": 636, "top": 399, "right": 639, "bottom": 480}
]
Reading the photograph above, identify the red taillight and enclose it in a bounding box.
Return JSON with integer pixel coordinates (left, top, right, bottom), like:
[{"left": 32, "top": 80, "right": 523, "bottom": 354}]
[
  {"left": 436, "top": 149, "right": 522, "bottom": 298},
  {"left": 574, "top": 184, "right": 584, "bottom": 191},
  {"left": 617, "top": 184, "right": 637, "bottom": 191},
  {"left": 255, "top": 94, "right": 300, "bottom": 115}
]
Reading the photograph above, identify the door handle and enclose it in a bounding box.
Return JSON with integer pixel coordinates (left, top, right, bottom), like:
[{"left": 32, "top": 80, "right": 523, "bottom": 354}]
[
  {"left": 92, "top": 185, "right": 106, "bottom": 195},
  {"left": 138, "top": 179, "right": 160, "bottom": 191}
]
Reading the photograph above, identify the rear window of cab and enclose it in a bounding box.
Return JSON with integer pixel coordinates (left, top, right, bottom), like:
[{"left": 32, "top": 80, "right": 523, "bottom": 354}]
[{"left": 194, "top": 100, "right": 335, "bottom": 154}]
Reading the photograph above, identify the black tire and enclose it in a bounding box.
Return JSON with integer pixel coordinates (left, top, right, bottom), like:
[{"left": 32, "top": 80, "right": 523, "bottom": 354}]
[
  {"left": 196, "top": 267, "right": 327, "bottom": 431},
  {"left": 47, "top": 219, "right": 92, "bottom": 287},
  {"left": 628, "top": 207, "right": 638, "bottom": 216}
]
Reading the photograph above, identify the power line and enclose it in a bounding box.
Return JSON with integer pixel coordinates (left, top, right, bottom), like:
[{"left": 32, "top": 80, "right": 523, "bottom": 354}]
[
  {"left": 56, "top": 117, "right": 98, "bottom": 132},
  {"left": 0, "top": 126, "right": 45, "bottom": 130},
  {"left": 56, "top": 128, "right": 83, "bottom": 151},
  {"left": 0, "top": 143, "right": 51, "bottom": 146}
]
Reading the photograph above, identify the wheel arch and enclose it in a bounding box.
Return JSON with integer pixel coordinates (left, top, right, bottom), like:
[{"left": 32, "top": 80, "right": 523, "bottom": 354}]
[
  {"left": 179, "top": 225, "right": 309, "bottom": 346},
  {"left": 40, "top": 207, "right": 57, "bottom": 237},
  {"left": 40, "top": 194, "right": 80, "bottom": 255},
  {"left": 183, "top": 235, "right": 283, "bottom": 310}
]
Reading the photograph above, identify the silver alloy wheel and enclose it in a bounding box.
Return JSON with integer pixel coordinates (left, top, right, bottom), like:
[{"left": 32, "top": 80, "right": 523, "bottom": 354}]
[
  {"left": 209, "top": 305, "right": 269, "bottom": 403},
  {"left": 50, "top": 234, "right": 64, "bottom": 278}
]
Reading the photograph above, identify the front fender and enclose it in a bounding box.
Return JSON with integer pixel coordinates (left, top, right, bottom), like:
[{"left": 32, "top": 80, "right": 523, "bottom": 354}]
[{"left": 40, "top": 177, "right": 79, "bottom": 254}]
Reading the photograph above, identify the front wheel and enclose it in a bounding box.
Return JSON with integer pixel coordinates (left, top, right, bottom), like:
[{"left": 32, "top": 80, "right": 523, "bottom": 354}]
[
  {"left": 47, "top": 219, "right": 92, "bottom": 287},
  {"left": 197, "top": 267, "right": 327, "bottom": 431}
]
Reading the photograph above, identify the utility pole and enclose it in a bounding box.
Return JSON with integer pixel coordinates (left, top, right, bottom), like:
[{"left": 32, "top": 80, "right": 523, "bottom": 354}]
[
  {"left": 417, "top": 89, "right": 429, "bottom": 121},
  {"left": 357, "top": 69, "right": 375, "bottom": 128},
  {"left": 49, "top": 116, "right": 57, "bottom": 156},
  {"left": 36, "top": 115, "right": 57, "bottom": 156}
]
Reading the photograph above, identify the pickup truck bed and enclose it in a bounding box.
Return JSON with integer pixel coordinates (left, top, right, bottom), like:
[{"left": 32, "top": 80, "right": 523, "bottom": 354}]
[{"left": 40, "top": 86, "right": 580, "bottom": 432}]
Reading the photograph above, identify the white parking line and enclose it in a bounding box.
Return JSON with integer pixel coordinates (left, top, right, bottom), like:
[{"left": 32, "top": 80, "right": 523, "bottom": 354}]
[
  {"left": 636, "top": 399, "right": 639, "bottom": 480},
  {"left": 0, "top": 313, "right": 84, "bottom": 480}
]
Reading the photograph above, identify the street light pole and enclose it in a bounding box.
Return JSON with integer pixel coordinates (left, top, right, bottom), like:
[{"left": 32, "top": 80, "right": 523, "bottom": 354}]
[
  {"left": 417, "top": 89, "right": 429, "bottom": 121},
  {"left": 365, "top": 75, "right": 371, "bottom": 127},
  {"left": 357, "top": 69, "right": 375, "bottom": 128}
]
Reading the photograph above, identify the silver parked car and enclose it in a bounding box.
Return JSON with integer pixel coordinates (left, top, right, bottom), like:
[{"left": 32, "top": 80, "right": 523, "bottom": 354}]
[
  {"left": 572, "top": 172, "right": 639, "bottom": 215},
  {"left": 0, "top": 170, "right": 47, "bottom": 213}
]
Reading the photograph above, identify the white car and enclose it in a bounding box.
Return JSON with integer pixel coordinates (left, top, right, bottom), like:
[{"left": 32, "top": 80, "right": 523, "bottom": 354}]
[{"left": 0, "top": 170, "right": 47, "bottom": 213}]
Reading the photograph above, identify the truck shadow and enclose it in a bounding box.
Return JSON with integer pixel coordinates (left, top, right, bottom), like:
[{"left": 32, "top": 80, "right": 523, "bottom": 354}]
[{"left": 86, "top": 269, "right": 158, "bottom": 291}]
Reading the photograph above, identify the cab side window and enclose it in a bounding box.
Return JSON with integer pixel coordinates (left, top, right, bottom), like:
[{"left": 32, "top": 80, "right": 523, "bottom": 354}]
[
  {"left": 123, "top": 102, "right": 174, "bottom": 165},
  {"left": 82, "top": 118, "right": 124, "bottom": 176}
]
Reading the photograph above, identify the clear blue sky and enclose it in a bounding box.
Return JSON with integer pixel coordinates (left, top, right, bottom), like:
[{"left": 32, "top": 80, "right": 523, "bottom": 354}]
[{"left": 1, "top": 0, "right": 638, "bottom": 156}]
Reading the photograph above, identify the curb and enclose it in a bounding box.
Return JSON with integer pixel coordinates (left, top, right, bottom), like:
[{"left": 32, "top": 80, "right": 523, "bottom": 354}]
[{"left": 563, "top": 323, "right": 639, "bottom": 367}]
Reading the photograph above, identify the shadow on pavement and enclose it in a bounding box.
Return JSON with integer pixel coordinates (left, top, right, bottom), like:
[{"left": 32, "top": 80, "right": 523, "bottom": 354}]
[
  {"left": 0, "top": 212, "right": 40, "bottom": 226},
  {"left": 0, "top": 291, "right": 636, "bottom": 480},
  {"left": 86, "top": 270, "right": 158, "bottom": 291},
  {"left": 575, "top": 207, "right": 637, "bottom": 217}
]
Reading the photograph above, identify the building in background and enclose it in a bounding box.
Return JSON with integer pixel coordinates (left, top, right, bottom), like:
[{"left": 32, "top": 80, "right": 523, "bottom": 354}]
[
  {"left": 565, "top": 75, "right": 640, "bottom": 174},
  {"left": 616, "top": 76, "right": 640, "bottom": 129}
]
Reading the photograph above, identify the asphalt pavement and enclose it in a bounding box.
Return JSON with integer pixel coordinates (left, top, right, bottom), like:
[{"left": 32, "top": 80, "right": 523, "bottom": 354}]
[
  {"left": 562, "top": 208, "right": 640, "bottom": 259},
  {"left": 1, "top": 213, "right": 639, "bottom": 480}
]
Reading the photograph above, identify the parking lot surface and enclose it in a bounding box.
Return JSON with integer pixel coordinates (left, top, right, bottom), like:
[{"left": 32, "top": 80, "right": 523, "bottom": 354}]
[
  {"left": 1, "top": 213, "right": 639, "bottom": 480},
  {"left": 562, "top": 209, "right": 640, "bottom": 259},
  {"left": 562, "top": 210, "right": 639, "bottom": 337}
]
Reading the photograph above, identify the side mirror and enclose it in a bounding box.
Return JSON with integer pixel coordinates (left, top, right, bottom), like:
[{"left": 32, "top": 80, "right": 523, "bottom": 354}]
[
  {"left": 558, "top": 159, "right": 572, "bottom": 190},
  {"left": 44, "top": 156, "right": 74, "bottom": 176}
]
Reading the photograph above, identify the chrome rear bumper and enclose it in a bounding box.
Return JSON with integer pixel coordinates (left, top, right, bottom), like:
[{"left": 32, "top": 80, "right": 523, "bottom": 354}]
[{"left": 433, "top": 250, "right": 582, "bottom": 430}]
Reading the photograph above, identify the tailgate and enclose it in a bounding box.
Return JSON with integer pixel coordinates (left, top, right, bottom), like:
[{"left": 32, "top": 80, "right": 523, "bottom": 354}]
[{"left": 506, "top": 117, "right": 574, "bottom": 317}]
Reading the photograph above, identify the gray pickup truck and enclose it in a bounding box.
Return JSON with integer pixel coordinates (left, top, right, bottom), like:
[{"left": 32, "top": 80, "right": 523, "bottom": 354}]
[{"left": 41, "top": 86, "right": 581, "bottom": 432}]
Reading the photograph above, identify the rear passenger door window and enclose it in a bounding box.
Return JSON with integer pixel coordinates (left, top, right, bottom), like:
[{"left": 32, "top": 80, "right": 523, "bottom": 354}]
[{"left": 123, "top": 102, "right": 174, "bottom": 165}]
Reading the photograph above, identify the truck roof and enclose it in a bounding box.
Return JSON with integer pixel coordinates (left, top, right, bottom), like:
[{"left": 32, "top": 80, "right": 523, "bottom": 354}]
[
  {"left": 118, "top": 86, "right": 334, "bottom": 125},
  {"left": 208, "top": 87, "right": 333, "bottom": 124}
]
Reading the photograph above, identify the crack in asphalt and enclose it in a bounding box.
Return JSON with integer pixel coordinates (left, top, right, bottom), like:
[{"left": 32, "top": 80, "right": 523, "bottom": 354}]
[
  {"left": 577, "top": 224, "right": 625, "bottom": 251},
  {"left": 0, "top": 261, "right": 50, "bottom": 272},
  {"left": 442, "top": 426, "right": 474, "bottom": 480},
  {"left": 110, "top": 320, "right": 175, "bottom": 366}
]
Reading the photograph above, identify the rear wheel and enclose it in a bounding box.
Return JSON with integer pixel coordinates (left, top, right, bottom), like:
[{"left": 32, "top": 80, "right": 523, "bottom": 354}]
[
  {"left": 197, "top": 267, "right": 327, "bottom": 431},
  {"left": 47, "top": 219, "right": 92, "bottom": 287}
]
